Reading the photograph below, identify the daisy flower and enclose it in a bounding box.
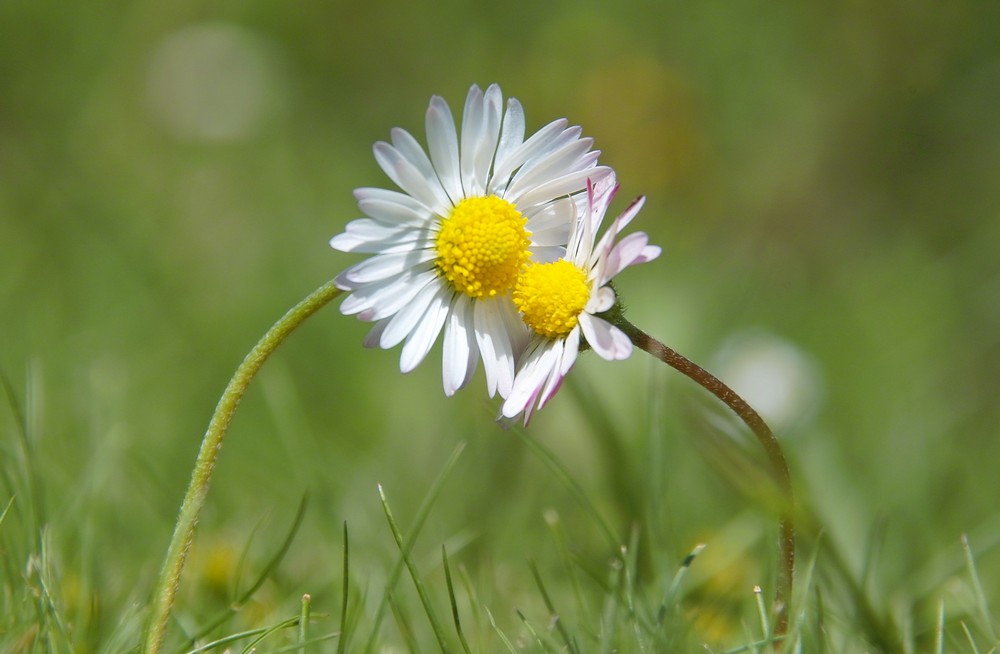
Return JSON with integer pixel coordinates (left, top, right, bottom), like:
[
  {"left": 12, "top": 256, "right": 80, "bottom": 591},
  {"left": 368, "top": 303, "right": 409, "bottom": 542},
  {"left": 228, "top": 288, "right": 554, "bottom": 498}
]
[
  {"left": 331, "top": 84, "right": 611, "bottom": 398},
  {"left": 501, "top": 174, "right": 661, "bottom": 423}
]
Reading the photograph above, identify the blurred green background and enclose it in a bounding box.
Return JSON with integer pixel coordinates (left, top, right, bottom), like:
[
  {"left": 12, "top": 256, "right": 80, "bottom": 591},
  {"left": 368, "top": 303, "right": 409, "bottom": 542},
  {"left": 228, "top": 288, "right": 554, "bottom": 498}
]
[{"left": 2, "top": 0, "right": 1000, "bottom": 650}]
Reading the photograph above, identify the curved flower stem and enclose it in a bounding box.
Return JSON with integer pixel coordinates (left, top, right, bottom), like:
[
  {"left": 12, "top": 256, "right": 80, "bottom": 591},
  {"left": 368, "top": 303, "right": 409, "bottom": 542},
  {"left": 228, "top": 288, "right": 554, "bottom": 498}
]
[
  {"left": 615, "top": 319, "right": 794, "bottom": 638},
  {"left": 143, "top": 280, "right": 342, "bottom": 654}
]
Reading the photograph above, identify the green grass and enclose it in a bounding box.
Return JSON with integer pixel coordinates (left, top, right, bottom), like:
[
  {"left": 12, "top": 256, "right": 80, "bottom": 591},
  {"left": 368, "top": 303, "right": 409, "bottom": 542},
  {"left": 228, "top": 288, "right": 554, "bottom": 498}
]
[
  {"left": 3, "top": 354, "right": 1000, "bottom": 652},
  {"left": 4, "top": 0, "right": 1000, "bottom": 650}
]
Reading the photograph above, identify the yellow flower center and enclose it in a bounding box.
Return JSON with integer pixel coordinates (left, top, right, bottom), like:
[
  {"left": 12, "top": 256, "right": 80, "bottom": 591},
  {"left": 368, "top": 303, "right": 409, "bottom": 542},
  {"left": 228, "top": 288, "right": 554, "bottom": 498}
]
[
  {"left": 513, "top": 259, "right": 591, "bottom": 339},
  {"left": 435, "top": 196, "right": 531, "bottom": 298}
]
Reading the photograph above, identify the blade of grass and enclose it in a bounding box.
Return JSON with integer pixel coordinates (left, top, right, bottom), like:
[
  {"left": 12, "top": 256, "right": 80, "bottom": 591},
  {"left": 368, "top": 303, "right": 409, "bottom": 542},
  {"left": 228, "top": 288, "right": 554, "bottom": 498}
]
[
  {"left": 598, "top": 557, "right": 624, "bottom": 654},
  {"left": 298, "top": 594, "right": 312, "bottom": 654},
  {"left": 1, "top": 366, "right": 45, "bottom": 541},
  {"left": 239, "top": 616, "right": 300, "bottom": 654},
  {"left": 960, "top": 621, "right": 982, "bottom": 654},
  {"left": 336, "top": 521, "right": 350, "bottom": 654},
  {"left": 484, "top": 607, "right": 518, "bottom": 654},
  {"left": 388, "top": 592, "right": 423, "bottom": 654},
  {"left": 185, "top": 623, "right": 289, "bottom": 654},
  {"left": 379, "top": 483, "right": 450, "bottom": 652},
  {"left": 34, "top": 532, "right": 74, "bottom": 652},
  {"left": 934, "top": 600, "right": 944, "bottom": 654},
  {"left": 753, "top": 585, "right": 771, "bottom": 644},
  {"left": 441, "top": 545, "right": 472, "bottom": 654},
  {"left": 962, "top": 534, "right": 998, "bottom": 643},
  {"left": 620, "top": 529, "right": 649, "bottom": 652},
  {"left": 528, "top": 559, "right": 579, "bottom": 654},
  {"left": 177, "top": 494, "right": 309, "bottom": 652},
  {"left": 364, "top": 441, "right": 466, "bottom": 652},
  {"left": 515, "top": 608, "right": 557, "bottom": 653},
  {"left": 657, "top": 543, "right": 706, "bottom": 627},
  {"left": 456, "top": 563, "right": 481, "bottom": 642}
]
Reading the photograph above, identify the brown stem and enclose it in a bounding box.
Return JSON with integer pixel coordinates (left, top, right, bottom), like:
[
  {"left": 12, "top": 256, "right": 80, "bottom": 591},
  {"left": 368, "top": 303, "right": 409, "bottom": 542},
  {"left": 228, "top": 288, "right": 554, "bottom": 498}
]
[{"left": 617, "top": 319, "right": 794, "bottom": 638}]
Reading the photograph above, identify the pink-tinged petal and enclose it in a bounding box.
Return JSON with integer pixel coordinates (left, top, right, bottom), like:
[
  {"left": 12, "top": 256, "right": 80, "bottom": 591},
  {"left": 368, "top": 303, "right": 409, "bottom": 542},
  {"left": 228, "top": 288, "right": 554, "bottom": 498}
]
[
  {"left": 613, "top": 194, "right": 646, "bottom": 231},
  {"left": 536, "top": 338, "right": 568, "bottom": 409},
  {"left": 362, "top": 318, "right": 389, "bottom": 348},
  {"left": 584, "top": 285, "right": 616, "bottom": 315},
  {"left": 636, "top": 244, "right": 663, "bottom": 269},
  {"left": 442, "top": 295, "right": 478, "bottom": 396},
  {"left": 583, "top": 175, "right": 620, "bottom": 239},
  {"left": 567, "top": 178, "right": 603, "bottom": 265},
  {"left": 601, "top": 231, "right": 656, "bottom": 284},
  {"left": 373, "top": 142, "right": 450, "bottom": 215},
  {"left": 379, "top": 281, "right": 442, "bottom": 349},
  {"left": 579, "top": 314, "right": 633, "bottom": 361},
  {"left": 558, "top": 327, "right": 581, "bottom": 376},
  {"left": 502, "top": 339, "right": 559, "bottom": 421},
  {"left": 425, "top": 95, "right": 463, "bottom": 203},
  {"left": 334, "top": 250, "right": 436, "bottom": 288},
  {"left": 399, "top": 287, "right": 450, "bottom": 373},
  {"left": 355, "top": 188, "right": 434, "bottom": 227},
  {"left": 340, "top": 270, "right": 437, "bottom": 321}
]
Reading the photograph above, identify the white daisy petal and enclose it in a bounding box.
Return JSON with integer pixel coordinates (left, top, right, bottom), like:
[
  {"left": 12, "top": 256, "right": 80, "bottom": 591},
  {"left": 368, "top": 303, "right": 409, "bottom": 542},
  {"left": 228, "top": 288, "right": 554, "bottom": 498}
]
[
  {"left": 491, "top": 98, "right": 525, "bottom": 190},
  {"left": 355, "top": 188, "right": 434, "bottom": 227},
  {"left": 391, "top": 127, "right": 445, "bottom": 198},
  {"left": 459, "top": 85, "right": 485, "bottom": 195},
  {"left": 584, "top": 286, "right": 616, "bottom": 315},
  {"left": 399, "top": 287, "right": 450, "bottom": 373},
  {"left": 340, "top": 270, "right": 437, "bottom": 321},
  {"left": 329, "top": 219, "right": 429, "bottom": 254},
  {"left": 380, "top": 281, "right": 443, "bottom": 349},
  {"left": 442, "top": 294, "right": 478, "bottom": 396},
  {"left": 579, "top": 314, "right": 632, "bottom": 361},
  {"left": 513, "top": 166, "right": 613, "bottom": 209},
  {"left": 470, "top": 84, "right": 503, "bottom": 193},
  {"left": 559, "top": 327, "right": 581, "bottom": 376},
  {"left": 425, "top": 95, "right": 463, "bottom": 203},
  {"left": 474, "top": 298, "right": 518, "bottom": 398},
  {"left": 335, "top": 250, "right": 435, "bottom": 288},
  {"left": 529, "top": 245, "right": 567, "bottom": 264},
  {"left": 373, "top": 142, "right": 450, "bottom": 214},
  {"left": 491, "top": 118, "right": 568, "bottom": 188},
  {"left": 504, "top": 138, "right": 596, "bottom": 199}
]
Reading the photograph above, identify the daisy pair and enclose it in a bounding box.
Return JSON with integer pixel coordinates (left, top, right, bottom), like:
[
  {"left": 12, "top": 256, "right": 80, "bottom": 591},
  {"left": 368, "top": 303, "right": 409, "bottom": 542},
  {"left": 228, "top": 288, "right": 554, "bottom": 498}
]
[{"left": 330, "top": 84, "right": 660, "bottom": 423}]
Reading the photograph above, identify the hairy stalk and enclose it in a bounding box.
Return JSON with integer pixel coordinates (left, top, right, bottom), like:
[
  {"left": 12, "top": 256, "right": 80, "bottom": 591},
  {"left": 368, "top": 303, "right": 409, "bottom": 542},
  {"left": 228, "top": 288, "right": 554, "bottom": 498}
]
[
  {"left": 615, "top": 319, "right": 795, "bottom": 638},
  {"left": 142, "top": 280, "right": 342, "bottom": 654}
]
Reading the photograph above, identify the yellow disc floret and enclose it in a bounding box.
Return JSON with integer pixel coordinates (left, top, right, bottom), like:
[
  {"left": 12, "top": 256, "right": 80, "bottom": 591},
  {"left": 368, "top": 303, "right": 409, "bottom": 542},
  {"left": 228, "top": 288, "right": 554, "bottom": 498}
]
[
  {"left": 513, "top": 259, "right": 591, "bottom": 339},
  {"left": 435, "top": 196, "right": 532, "bottom": 298}
]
